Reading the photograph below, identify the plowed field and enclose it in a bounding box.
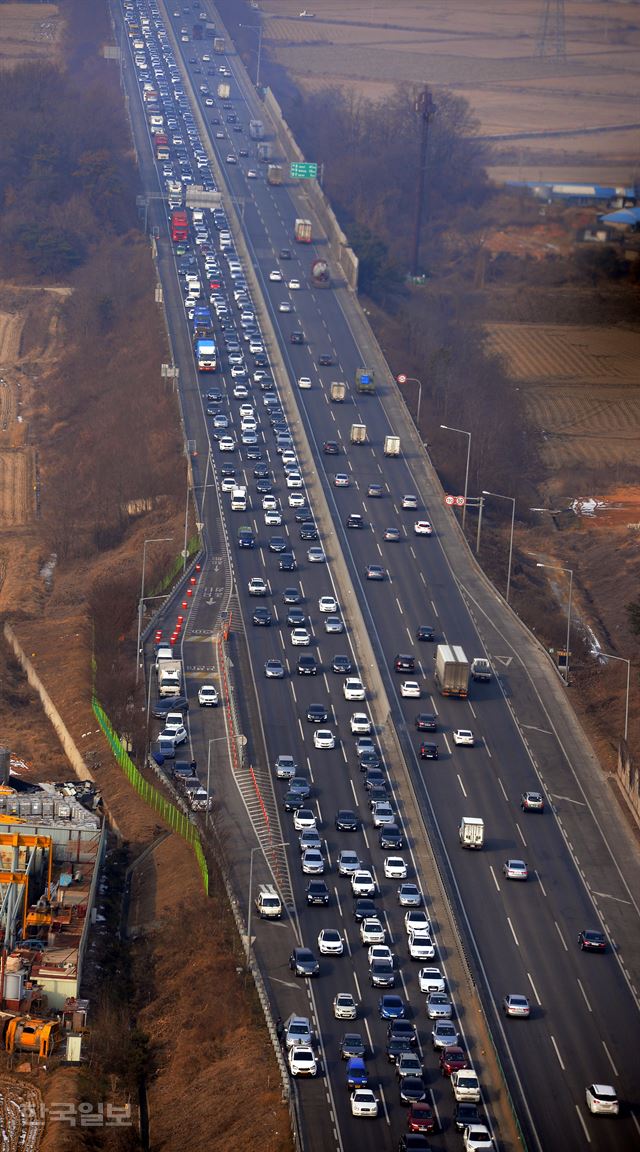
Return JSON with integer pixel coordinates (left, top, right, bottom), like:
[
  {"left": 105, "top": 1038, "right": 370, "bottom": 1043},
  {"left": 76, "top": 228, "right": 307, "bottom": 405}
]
[{"left": 487, "top": 323, "right": 640, "bottom": 473}]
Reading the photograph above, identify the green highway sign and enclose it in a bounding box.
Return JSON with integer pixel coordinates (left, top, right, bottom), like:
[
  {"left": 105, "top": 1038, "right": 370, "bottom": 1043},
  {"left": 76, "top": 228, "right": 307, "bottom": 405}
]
[{"left": 290, "top": 162, "right": 318, "bottom": 180}]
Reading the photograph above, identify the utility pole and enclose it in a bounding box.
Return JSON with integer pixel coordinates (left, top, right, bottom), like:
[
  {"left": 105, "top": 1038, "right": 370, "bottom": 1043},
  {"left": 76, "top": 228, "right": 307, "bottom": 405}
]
[
  {"left": 410, "top": 87, "right": 434, "bottom": 279},
  {"left": 535, "top": 0, "right": 566, "bottom": 60}
]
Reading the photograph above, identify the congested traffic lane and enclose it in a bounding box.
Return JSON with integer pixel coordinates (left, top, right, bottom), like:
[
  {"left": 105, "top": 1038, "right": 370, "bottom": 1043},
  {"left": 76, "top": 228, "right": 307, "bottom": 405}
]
[
  {"left": 202, "top": 137, "right": 638, "bottom": 1152},
  {"left": 158, "top": 11, "right": 640, "bottom": 1152}
]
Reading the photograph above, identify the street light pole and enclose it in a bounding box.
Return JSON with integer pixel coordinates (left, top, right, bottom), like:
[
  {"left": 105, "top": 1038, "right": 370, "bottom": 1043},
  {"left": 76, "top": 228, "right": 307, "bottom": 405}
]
[
  {"left": 137, "top": 536, "right": 173, "bottom": 685},
  {"left": 600, "top": 652, "right": 631, "bottom": 742},
  {"left": 537, "top": 562, "right": 573, "bottom": 684},
  {"left": 396, "top": 374, "right": 423, "bottom": 430},
  {"left": 440, "top": 424, "right": 471, "bottom": 531},
  {"left": 482, "top": 490, "right": 516, "bottom": 604}
]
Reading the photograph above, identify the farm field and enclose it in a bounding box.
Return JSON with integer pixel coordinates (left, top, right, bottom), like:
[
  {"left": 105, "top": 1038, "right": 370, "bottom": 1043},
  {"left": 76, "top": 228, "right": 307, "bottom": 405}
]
[
  {"left": 487, "top": 324, "right": 640, "bottom": 476},
  {"left": 0, "top": 3, "right": 61, "bottom": 68},
  {"left": 263, "top": 0, "right": 640, "bottom": 183}
]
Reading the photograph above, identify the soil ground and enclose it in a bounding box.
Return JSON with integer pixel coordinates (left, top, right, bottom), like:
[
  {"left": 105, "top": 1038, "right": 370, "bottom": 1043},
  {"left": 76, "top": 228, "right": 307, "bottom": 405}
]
[{"left": 264, "top": 0, "right": 640, "bottom": 184}]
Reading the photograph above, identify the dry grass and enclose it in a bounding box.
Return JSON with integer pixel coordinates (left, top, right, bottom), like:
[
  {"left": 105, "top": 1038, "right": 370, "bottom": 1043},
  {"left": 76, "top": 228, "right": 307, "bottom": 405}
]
[
  {"left": 264, "top": 0, "right": 640, "bottom": 180},
  {"left": 0, "top": 4, "right": 62, "bottom": 69}
]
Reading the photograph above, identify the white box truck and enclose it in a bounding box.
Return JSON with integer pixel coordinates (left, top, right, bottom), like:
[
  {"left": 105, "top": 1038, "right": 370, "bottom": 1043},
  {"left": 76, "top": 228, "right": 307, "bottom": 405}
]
[
  {"left": 459, "top": 817, "right": 484, "bottom": 849},
  {"left": 158, "top": 659, "right": 182, "bottom": 697},
  {"left": 384, "top": 435, "right": 400, "bottom": 456},
  {"left": 434, "top": 644, "right": 469, "bottom": 697}
]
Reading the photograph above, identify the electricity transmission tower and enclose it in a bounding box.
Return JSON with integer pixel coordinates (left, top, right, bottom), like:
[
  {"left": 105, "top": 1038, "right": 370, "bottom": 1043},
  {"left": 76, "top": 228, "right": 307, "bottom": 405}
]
[
  {"left": 410, "top": 87, "right": 434, "bottom": 279},
  {"left": 535, "top": 0, "right": 566, "bottom": 60}
]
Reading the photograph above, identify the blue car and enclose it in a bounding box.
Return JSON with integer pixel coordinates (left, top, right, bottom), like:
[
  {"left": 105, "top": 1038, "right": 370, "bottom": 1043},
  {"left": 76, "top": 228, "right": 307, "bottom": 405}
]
[
  {"left": 378, "top": 994, "right": 406, "bottom": 1020},
  {"left": 346, "top": 1057, "right": 368, "bottom": 1089}
]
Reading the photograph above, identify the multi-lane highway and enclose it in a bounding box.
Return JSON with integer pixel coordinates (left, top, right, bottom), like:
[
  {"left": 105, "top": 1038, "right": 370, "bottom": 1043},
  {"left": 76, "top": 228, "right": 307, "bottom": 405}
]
[{"left": 119, "top": 3, "right": 640, "bottom": 1150}]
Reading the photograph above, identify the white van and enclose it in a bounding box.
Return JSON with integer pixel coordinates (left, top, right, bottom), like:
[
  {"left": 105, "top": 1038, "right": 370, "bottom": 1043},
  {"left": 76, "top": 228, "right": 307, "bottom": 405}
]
[
  {"left": 231, "top": 486, "right": 247, "bottom": 512},
  {"left": 192, "top": 209, "right": 204, "bottom": 226}
]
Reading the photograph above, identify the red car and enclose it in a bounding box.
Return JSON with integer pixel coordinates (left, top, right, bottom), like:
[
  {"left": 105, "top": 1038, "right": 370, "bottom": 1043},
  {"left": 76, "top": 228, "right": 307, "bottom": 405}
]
[
  {"left": 407, "top": 1102, "right": 438, "bottom": 1134},
  {"left": 439, "top": 1045, "right": 468, "bottom": 1077}
]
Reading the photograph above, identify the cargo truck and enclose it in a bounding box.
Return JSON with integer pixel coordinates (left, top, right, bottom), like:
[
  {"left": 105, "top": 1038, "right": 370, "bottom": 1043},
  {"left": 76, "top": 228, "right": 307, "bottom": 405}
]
[
  {"left": 249, "top": 119, "right": 265, "bottom": 140},
  {"left": 213, "top": 37, "right": 225, "bottom": 54},
  {"left": 330, "top": 381, "right": 346, "bottom": 403},
  {"left": 350, "top": 423, "right": 367, "bottom": 444},
  {"left": 217, "top": 82, "right": 230, "bottom": 99},
  {"left": 311, "top": 258, "right": 330, "bottom": 288},
  {"left": 294, "top": 218, "right": 312, "bottom": 243},
  {"left": 257, "top": 142, "right": 272, "bottom": 162},
  {"left": 434, "top": 644, "right": 469, "bottom": 697},
  {"left": 267, "top": 164, "right": 283, "bottom": 186},
  {"left": 193, "top": 306, "right": 214, "bottom": 337},
  {"left": 167, "top": 180, "right": 183, "bottom": 206},
  {"left": 355, "top": 367, "right": 375, "bottom": 394},
  {"left": 230, "top": 486, "right": 247, "bottom": 511},
  {"left": 195, "top": 338, "right": 217, "bottom": 372},
  {"left": 459, "top": 816, "right": 484, "bottom": 849},
  {"left": 158, "top": 659, "right": 182, "bottom": 697},
  {"left": 384, "top": 435, "right": 400, "bottom": 457},
  {"left": 154, "top": 134, "right": 170, "bottom": 161},
  {"left": 170, "top": 210, "right": 189, "bottom": 243},
  {"left": 471, "top": 657, "right": 492, "bottom": 682}
]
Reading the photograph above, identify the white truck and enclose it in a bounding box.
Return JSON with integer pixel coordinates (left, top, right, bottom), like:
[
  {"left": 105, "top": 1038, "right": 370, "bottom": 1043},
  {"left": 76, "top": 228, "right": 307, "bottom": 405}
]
[
  {"left": 350, "top": 423, "right": 367, "bottom": 444},
  {"left": 255, "top": 884, "right": 282, "bottom": 919},
  {"left": 330, "top": 381, "right": 346, "bottom": 402},
  {"left": 451, "top": 1069, "right": 481, "bottom": 1102},
  {"left": 434, "top": 644, "right": 469, "bottom": 697},
  {"left": 459, "top": 817, "right": 484, "bottom": 849},
  {"left": 383, "top": 435, "right": 400, "bottom": 457},
  {"left": 158, "top": 659, "right": 182, "bottom": 698},
  {"left": 230, "top": 486, "right": 247, "bottom": 511},
  {"left": 155, "top": 644, "right": 173, "bottom": 672},
  {"left": 471, "top": 657, "right": 492, "bottom": 682}
]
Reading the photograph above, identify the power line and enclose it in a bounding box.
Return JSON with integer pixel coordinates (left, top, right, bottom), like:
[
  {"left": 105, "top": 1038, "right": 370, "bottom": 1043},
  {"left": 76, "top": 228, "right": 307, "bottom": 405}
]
[{"left": 535, "top": 0, "right": 566, "bottom": 61}]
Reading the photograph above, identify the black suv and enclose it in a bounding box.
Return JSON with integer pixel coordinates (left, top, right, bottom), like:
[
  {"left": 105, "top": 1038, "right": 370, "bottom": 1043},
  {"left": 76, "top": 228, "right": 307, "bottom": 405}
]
[
  {"left": 306, "top": 879, "right": 329, "bottom": 905},
  {"left": 394, "top": 653, "right": 415, "bottom": 672}
]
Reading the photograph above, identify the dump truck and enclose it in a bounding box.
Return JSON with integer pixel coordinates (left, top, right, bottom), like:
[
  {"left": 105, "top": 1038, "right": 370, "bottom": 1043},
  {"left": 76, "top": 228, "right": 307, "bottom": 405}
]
[
  {"left": 384, "top": 435, "right": 400, "bottom": 457},
  {"left": 294, "top": 218, "right": 312, "bottom": 243},
  {"left": 249, "top": 119, "right": 265, "bottom": 140},
  {"left": 355, "top": 367, "right": 375, "bottom": 394},
  {"left": 330, "top": 381, "right": 346, "bottom": 403},
  {"left": 267, "top": 164, "right": 283, "bottom": 186},
  {"left": 459, "top": 816, "right": 484, "bottom": 849},
  {"left": 434, "top": 644, "right": 469, "bottom": 697},
  {"left": 255, "top": 884, "right": 282, "bottom": 919},
  {"left": 471, "top": 657, "right": 492, "bottom": 682},
  {"left": 158, "top": 659, "right": 182, "bottom": 698},
  {"left": 350, "top": 423, "right": 367, "bottom": 444},
  {"left": 311, "top": 258, "right": 330, "bottom": 288}
]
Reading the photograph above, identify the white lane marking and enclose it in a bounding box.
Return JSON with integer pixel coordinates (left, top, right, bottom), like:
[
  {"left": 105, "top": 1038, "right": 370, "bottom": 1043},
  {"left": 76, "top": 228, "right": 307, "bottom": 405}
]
[
  {"left": 507, "top": 917, "right": 520, "bottom": 946},
  {"left": 577, "top": 978, "right": 592, "bottom": 1013},
  {"left": 527, "top": 972, "right": 541, "bottom": 1005},
  {"left": 603, "top": 1041, "right": 618, "bottom": 1077},
  {"left": 334, "top": 887, "right": 342, "bottom": 917},
  {"left": 489, "top": 866, "right": 500, "bottom": 892},
  {"left": 396, "top": 597, "right": 404, "bottom": 616},
  {"left": 443, "top": 733, "right": 451, "bottom": 754},
  {"left": 362, "top": 826, "right": 370, "bottom": 851},
  {"left": 298, "top": 717, "right": 304, "bottom": 740},
  {"left": 430, "top": 695, "right": 439, "bottom": 715},
  {"left": 485, "top": 743, "right": 492, "bottom": 759},
  {"left": 290, "top": 683, "right": 297, "bottom": 703},
  {"left": 457, "top": 773, "right": 467, "bottom": 798},
  {"left": 554, "top": 921, "right": 569, "bottom": 951},
  {"left": 399, "top": 968, "right": 409, "bottom": 1000},
  {"left": 353, "top": 970, "right": 361, "bottom": 1000},
  {"left": 516, "top": 823, "right": 527, "bottom": 847},
  {"left": 420, "top": 571, "right": 426, "bottom": 585},
  {"left": 430, "top": 599, "right": 438, "bottom": 616},
  {"left": 550, "top": 1035, "right": 565, "bottom": 1070},
  {"left": 406, "top": 626, "right": 413, "bottom": 644},
  {"left": 575, "top": 1105, "right": 592, "bottom": 1143},
  {"left": 316, "top": 799, "right": 323, "bottom": 824},
  {"left": 468, "top": 702, "right": 477, "bottom": 719},
  {"left": 364, "top": 1017, "right": 374, "bottom": 1054},
  {"left": 498, "top": 778, "right": 509, "bottom": 802},
  {"left": 429, "top": 1089, "right": 442, "bottom": 1134},
  {"left": 591, "top": 890, "right": 633, "bottom": 905},
  {"left": 350, "top": 777, "right": 358, "bottom": 807},
  {"left": 535, "top": 870, "right": 547, "bottom": 896},
  {"left": 344, "top": 929, "right": 351, "bottom": 957},
  {"left": 379, "top": 1086, "right": 390, "bottom": 1125}
]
